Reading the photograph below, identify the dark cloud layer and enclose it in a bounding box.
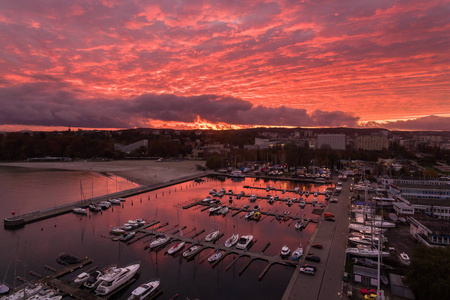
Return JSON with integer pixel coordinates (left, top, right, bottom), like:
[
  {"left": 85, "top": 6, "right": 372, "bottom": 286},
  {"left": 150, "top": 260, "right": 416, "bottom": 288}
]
[
  {"left": 379, "top": 116, "right": 450, "bottom": 131},
  {"left": 0, "top": 83, "right": 359, "bottom": 128}
]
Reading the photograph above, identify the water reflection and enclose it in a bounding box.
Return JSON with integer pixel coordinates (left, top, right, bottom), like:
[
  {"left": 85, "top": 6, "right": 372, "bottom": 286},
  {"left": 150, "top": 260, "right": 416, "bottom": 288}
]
[{"left": 0, "top": 168, "right": 332, "bottom": 299}]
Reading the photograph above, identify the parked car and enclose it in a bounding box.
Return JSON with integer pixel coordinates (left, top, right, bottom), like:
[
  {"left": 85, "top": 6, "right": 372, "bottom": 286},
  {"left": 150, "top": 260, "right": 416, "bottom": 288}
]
[
  {"left": 299, "top": 267, "right": 315, "bottom": 275},
  {"left": 300, "top": 264, "right": 317, "bottom": 271},
  {"left": 324, "top": 217, "right": 336, "bottom": 222},
  {"left": 305, "top": 254, "right": 321, "bottom": 262},
  {"left": 364, "top": 294, "right": 377, "bottom": 300},
  {"left": 311, "top": 243, "right": 323, "bottom": 249},
  {"left": 361, "top": 289, "right": 376, "bottom": 295}
]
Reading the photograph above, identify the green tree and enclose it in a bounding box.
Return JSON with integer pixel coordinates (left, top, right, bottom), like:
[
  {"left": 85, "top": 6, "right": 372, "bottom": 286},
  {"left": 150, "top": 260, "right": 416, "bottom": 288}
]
[{"left": 406, "top": 245, "right": 450, "bottom": 300}]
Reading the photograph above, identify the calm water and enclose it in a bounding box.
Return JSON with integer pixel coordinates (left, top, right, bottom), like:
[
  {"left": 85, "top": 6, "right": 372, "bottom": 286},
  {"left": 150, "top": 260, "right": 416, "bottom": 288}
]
[{"left": 0, "top": 166, "right": 331, "bottom": 299}]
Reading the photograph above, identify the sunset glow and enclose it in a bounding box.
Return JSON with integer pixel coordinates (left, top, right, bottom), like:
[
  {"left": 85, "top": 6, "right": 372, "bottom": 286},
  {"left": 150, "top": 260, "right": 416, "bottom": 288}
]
[{"left": 0, "top": 0, "right": 449, "bottom": 131}]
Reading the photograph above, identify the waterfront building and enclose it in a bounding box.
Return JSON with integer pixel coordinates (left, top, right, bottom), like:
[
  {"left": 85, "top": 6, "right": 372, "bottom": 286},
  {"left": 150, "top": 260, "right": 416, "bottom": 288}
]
[
  {"left": 409, "top": 217, "right": 450, "bottom": 247},
  {"left": 317, "top": 134, "right": 346, "bottom": 150}
]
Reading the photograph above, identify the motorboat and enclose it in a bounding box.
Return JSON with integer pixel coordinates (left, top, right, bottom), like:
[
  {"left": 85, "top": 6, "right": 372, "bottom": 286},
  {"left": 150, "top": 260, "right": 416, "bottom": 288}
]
[
  {"left": 182, "top": 245, "right": 202, "bottom": 258},
  {"left": 110, "top": 227, "right": 126, "bottom": 235},
  {"left": 205, "top": 230, "right": 220, "bottom": 242},
  {"left": 126, "top": 220, "right": 139, "bottom": 228},
  {"left": 127, "top": 279, "right": 160, "bottom": 300},
  {"left": 121, "top": 224, "right": 133, "bottom": 231},
  {"left": 218, "top": 206, "right": 229, "bottom": 215},
  {"left": 95, "top": 262, "right": 141, "bottom": 295},
  {"left": 249, "top": 195, "right": 257, "bottom": 202},
  {"left": 57, "top": 253, "right": 80, "bottom": 265},
  {"left": 135, "top": 218, "right": 146, "bottom": 226},
  {"left": 253, "top": 205, "right": 261, "bottom": 211},
  {"left": 117, "top": 198, "right": 126, "bottom": 202},
  {"left": 299, "top": 201, "right": 306, "bottom": 208},
  {"left": 149, "top": 236, "right": 170, "bottom": 249},
  {"left": 73, "top": 207, "right": 87, "bottom": 215},
  {"left": 167, "top": 242, "right": 185, "bottom": 255},
  {"left": 268, "top": 197, "right": 274, "bottom": 204},
  {"left": 207, "top": 251, "right": 223, "bottom": 263},
  {"left": 224, "top": 234, "right": 239, "bottom": 248},
  {"left": 84, "top": 269, "right": 108, "bottom": 289},
  {"left": 294, "top": 221, "right": 304, "bottom": 230},
  {"left": 236, "top": 235, "right": 253, "bottom": 250},
  {"left": 97, "top": 201, "right": 111, "bottom": 209},
  {"left": 109, "top": 198, "right": 121, "bottom": 205},
  {"left": 121, "top": 232, "right": 136, "bottom": 242},
  {"left": 345, "top": 247, "right": 389, "bottom": 258},
  {"left": 2, "top": 283, "right": 43, "bottom": 300},
  {"left": 74, "top": 271, "right": 91, "bottom": 284},
  {"left": 286, "top": 200, "right": 293, "bottom": 206},
  {"left": 208, "top": 205, "right": 222, "bottom": 214},
  {"left": 242, "top": 204, "right": 250, "bottom": 209},
  {"left": 251, "top": 212, "right": 261, "bottom": 221},
  {"left": 313, "top": 192, "right": 319, "bottom": 197},
  {"left": 203, "top": 196, "right": 212, "bottom": 202},
  {"left": 228, "top": 196, "right": 233, "bottom": 203},
  {"left": 89, "top": 204, "right": 102, "bottom": 212},
  {"left": 304, "top": 191, "right": 310, "bottom": 197},
  {"left": 399, "top": 252, "right": 410, "bottom": 266},
  {"left": 280, "top": 245, "right": 290, "bottom": 258},
  {"left": 312, "top": 198, "right": 318, "bottom": 204},
  {"left": 244, "top": 211, "right": 255, "bottom": 219},
  {"left": 291, "top": 246, "right": 304, "bottom": 261}
]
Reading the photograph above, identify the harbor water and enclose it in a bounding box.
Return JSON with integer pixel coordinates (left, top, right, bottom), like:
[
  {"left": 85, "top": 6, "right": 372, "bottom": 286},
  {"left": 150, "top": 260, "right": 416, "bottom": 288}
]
[{"left": 0, "top": 166, "right": 331, "bottom": 299}]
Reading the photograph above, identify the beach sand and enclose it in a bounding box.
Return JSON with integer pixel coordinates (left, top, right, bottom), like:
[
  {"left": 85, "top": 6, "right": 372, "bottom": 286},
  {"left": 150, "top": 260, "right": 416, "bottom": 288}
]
[{"left": 0, "top": 160, "right": 207, "bottom": 185}]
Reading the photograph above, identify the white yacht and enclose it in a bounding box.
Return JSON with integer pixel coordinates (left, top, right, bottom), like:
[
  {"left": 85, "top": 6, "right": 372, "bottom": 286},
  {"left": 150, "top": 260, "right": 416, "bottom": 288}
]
[
  {"left": 205, "top": 230, "right": 220, "bottom": 242},
  {"left": 167, "top": 242, "right": 185, "bottom": 255},
  {"left": 236, "top": 235, "right": 253, "bottom": 250},
  {"left": 345, "top": 247, "right": 389, "bottom": 258},
  {"left": 95, "top": 262, "right": 141, "bottom": 295},
  {"left": 224, "top": 234, "right": 239, "bottom": 248},
  {"left": 291, "top": 246, "right": 303, "bottom": 261},
  {"left": 280, "top": 245, "right": 290, "bottom": 258},
  {"left": 149, "top": 236, "right": 170, "bottom": 249},
  {"left": 127, "top": 279, "right": 160, "bottom": 300}
]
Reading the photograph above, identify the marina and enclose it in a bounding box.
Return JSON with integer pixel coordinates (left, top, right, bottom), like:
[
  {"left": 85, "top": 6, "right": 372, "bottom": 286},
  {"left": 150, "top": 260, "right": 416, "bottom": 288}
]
[{"left": 0, "top": 167, "right": 334, "bottom": 299}]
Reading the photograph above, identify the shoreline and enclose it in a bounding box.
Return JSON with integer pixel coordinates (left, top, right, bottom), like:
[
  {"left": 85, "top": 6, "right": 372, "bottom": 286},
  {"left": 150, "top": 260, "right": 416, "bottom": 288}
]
[{"left": 0, "top": 160, "right": 207, "bottom": 186}]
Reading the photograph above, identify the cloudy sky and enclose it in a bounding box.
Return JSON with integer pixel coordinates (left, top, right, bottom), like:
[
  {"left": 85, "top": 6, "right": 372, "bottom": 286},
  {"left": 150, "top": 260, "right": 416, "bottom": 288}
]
[{"left": 0, "top": 0, "right": 449, "bottom": 131}]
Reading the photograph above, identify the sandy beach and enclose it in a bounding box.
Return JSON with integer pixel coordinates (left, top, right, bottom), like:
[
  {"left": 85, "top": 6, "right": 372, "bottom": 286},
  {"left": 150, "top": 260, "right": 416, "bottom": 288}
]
[{"left": 0, "top": 160, "right": 207, "bottom": 186}]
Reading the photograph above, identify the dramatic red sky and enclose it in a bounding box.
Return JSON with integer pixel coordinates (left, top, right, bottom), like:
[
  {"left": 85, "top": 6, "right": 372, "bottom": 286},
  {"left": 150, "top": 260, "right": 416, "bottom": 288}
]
[{"left": 0, "top": 0, "right": 449, "bottom": 131}]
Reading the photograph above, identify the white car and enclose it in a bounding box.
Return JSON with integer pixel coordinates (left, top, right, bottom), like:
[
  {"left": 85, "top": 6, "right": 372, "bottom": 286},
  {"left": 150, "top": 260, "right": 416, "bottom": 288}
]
[{"left": 299, "top": 267, "right": 315, "bottom": 275}]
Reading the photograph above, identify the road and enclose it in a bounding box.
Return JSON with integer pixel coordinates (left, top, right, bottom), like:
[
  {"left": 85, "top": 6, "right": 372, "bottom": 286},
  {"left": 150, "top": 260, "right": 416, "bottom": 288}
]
[{"left": 283, "top": 177, "right": 352, "bottom": 300}]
